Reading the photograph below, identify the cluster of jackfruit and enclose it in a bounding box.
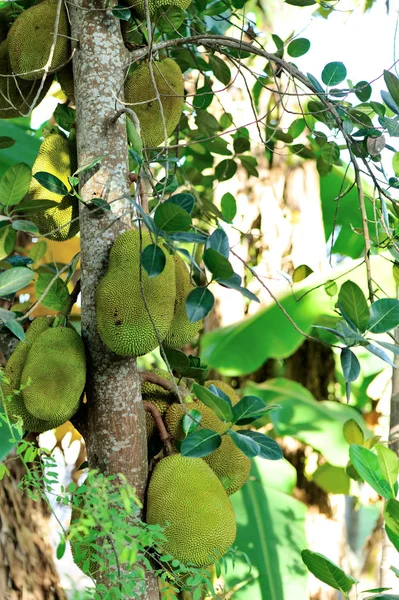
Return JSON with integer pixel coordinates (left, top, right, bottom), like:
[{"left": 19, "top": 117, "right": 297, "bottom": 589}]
[
  {"left": 124, "top": 59, "right": 184, "bottom": 148},
  {"left": 96, "top": 230, "right": 202, "bottom": 357},
  {"left": 29, "top": 133, "right": 79, "bottom": 241},
  {"left": 127, "top": 0, "right": 192, "bottom": 19},
  {"left": 164, "top": 380, "right": 250, "bottom": 496},
  {"left": 1, "top": 318, "right": 86, "bottom": 433}
]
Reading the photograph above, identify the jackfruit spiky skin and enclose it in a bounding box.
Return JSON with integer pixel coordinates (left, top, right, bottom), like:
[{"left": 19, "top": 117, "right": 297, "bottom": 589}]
[
  {"left": 96, "top": 229, "right": 176, "bottom": 357},
  {"left": 0, "top": 317, "right": 66, "bottom": 433},
  {"left": 21, "top": 326, "right": 86, "bottom": 424},
  {"left": 127, "top": 0, "right": 192, "bottom": 18},
  {"left": 205, "top": 380, "right": 240, "bottom": 406},
  {"left": 57, "top": 63, "right": 75, "bottom": 104},
  {"left": 164, "top": 255, "right": 202, "bottom": 348},
  {"left": 8, "top": 0, "right": 70, "bottom": 81},
  {"left": 29, "top": 133, "right": 79, "bottom": 241},
  {"left": 124, "top": 59, "right": 184, "bottom": 148},
  {"left": 165, "top": 401, "right": 250, "bottom": 496},
  {"left": 142, "top": 368, "right": 185, "bottom": 440},
  {"left": 146, "top": 454, "right": 236, "bottom": 567},
  {"left": 0, "top": 40, "right": 53, "bottom": 119}
]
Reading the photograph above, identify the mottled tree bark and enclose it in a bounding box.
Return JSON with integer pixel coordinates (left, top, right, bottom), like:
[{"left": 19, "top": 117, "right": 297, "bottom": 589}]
[
  {"left": 69, "top": 2, "right": 158, "bottom": 598},
  {"left": 0, "top": 456, "right": 66, "bottom": 600}
]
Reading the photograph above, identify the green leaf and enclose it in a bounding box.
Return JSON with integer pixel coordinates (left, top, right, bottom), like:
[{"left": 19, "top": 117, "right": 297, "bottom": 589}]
[
  {"left": 186, "top": 287, "right": 214, "bottom": 323},
  {"left": 11, "top": 220, "right": 39, "bottom": 235},
  {"left": 163, "top": 347, "right": 190, "bottom": 373},
  {"left": 325, "top": 280, "right": 338, "bottom": 297},
  {"left": 287, "top": 38, "right": 310, "bottom": 57},
  {"left": 33, "top": 172, "right": 69, "bottom": 196},
  {"left": 0, "top": 406, "right": 23, "bottom": 461},
  {"left": 11, "top": 199, "right": 58, "bottom": 214},
  {"left": 321, "top": 62, "right": 347, "bottom": 86},
  {"left": 112, "top": 5, "right": 131, "bottom": 19},
  {"left": 384, "top": 499, "right": 399, "bottom": 537},
  {"left": 385, "top": 117, "right": 399, "bottom": 137},
  {"left": 180, "top": 428, "right": 222, "bottom": 457},
  {"left": 287, "top": 118, "right": 306, "bottom": 139},
  {"left": 221, "top": 192, "right": 236, "bottom": 223},
  {"left": 0, "top": 307, "right": 16, "bottom": 322},
  {"left": 193, "top": 83, "right": 213, "bottom": 110},
  {"left": 141, "top": 244, "right": 166, "bottom": 278},
  {"left": 233, "top": 136, "right": 251, "bottom": 154},
  {"left": 313, "top": 463, "right": 350, "bottom": 495},
  {"left": 0, "top": 266, "right": 34, "bottom": 297},
  {"left": 154, "top": 203, "right": 191, "bottom": 233},
  {"left": 215, "top": 159, "right": 237, "bottom": 181},
  {"left": 228, "top": 429, "right": 260, "bottom": 458},
  {"left": 74, "top": 156, "right": 105, "bottom": 176},
  {"left": 54, "top": 104, "right": 76, "bottom": 132},
  {"left": 340, "top": 348, "right": 360, "bottom": 383},
  {"left": 232, "top": 395, "right": 269, "bottom": 425},
  {"left": 393, "top": 152, "right": 399, "bottom": 176},
  {"left": 349, "top": 444, "right": 394, "bottom": 499},
  {"left": 0, "top": 226, "right": 16, "bottom": 261},
  {"left": 182, "top": 409, "right": 202, "bottom": 435},
  {"left": 205, "top": 228, "right": 229, "bottom": 258},
  {"left": 56, "top": 538, "right": 66, "bottom": 560},
  {"left": 203, "top": 248, "right": 234, "bottom": 280},
  {"left": 354, "top": 81, "right": 372, "bottom": 102},
  {"left": 209, "top": 55, "right": 231, "bottom": 85},
  {"left": 0, "top": 163, "right": 31, "bottom": 206},
  {"left": 338, "top": 280, "right": 370, "bottom": 331},
  {"left": 366, "top": 343, "right": 396, "bottom": 368},
  {"left": 192, "top": 382, "right": 233, "bottom": 421},
  {"left": 343, "top": 419, "right": 364, "bottom": 445},
  {"left": 292, "top": 264, "right": 313, "bottom": 283},
  {"left": 368, "top": 298, "right": 399, "bottom": 333},
  {"left": 301, "top": 550, "right": 357, "bottom": 593},
  {"left": 0, "top": 137, "right": 16, "bottom": 149},
  {"left": 384, "top": 70, "right": 399, "bottom": 107},
  {"left": 239, "top": 430, "right": 283, "bottom": 460},
  {"left": 3, "top": 318, "right": 25, "bottom": 341},
  {"left": 35, "top": 273, "right": 69, "bottom": 311},
  {"left": 376, "top": 444, "right": 399, "bottom": 495},
  {"left": 167, "top": 193, "right": 195, "bottom": 214}
]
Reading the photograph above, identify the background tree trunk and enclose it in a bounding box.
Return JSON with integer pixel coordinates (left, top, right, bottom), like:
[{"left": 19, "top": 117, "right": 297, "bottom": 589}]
[{"left": 0, "top": 455, "right": 66, "bottom": 600}]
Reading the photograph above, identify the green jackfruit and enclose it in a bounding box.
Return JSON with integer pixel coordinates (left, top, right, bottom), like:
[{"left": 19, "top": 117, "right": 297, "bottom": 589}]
[
  {"left": 21, "top": 326, "right": 86, "bottom": 424},
  {"left": 57, "top": 63, "right": 75, "bottom": 104},
  {"left": 205, "top": 380, "right": 240, "bottom": 406},
  {"left": 142, "top": 368, "right": 185, "bottom": 440},
  {"left": 0, "top": 40, "right": 52, "bottom": 119},
  {"left": 96, "top": 229, "right": 176, "bottom": 357},
  {"left": 146, "top": 454, "right": 236, "bottom": 567},
  {"left": 0, "top": 318, "right": 65, "bottom": 432},
  {"left": 124, "top": 59, "right": 184, "bottom": 148},
  {"left": 8, "top": 0, "right": 70, "bottom": 80},
  {"left": 165, "top": 401, "right": 250, "bottom": 495},
  {"left": 29, "top": 133, "right": 79, "bottom": 241},
  {"left": 127, "top": 0, "right": 191, "bottom": 19},
  {"left": 164, "top": 254, "right": 202, "bottom": 348}
]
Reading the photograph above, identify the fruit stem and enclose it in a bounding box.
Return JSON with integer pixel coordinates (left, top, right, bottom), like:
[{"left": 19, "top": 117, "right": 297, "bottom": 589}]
[{"left": 143, "top": 401, "right": 174, "bottom": 455}]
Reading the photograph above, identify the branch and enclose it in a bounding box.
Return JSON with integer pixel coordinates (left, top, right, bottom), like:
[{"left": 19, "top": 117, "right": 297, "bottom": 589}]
[
  {"left": 143, "top": 401, "right": 173, "bottom": 455},
  {"left": 140, "top": 371, "right": 190, "bottom": 400},
  {"left": 59, "top": 278, "right": 81, "bottom": 317}
]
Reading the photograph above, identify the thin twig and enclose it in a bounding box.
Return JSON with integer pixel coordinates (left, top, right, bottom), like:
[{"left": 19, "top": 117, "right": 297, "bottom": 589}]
[
  {"left": 143, "top": 401, "right": 174, "bottom": 455},
  {"left": 140, "top": 371, "right": 189, "bottom": 400}
]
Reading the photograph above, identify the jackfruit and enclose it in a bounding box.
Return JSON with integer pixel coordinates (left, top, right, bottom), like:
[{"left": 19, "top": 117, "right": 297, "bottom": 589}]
[
  {"left": 142, "top": 368, "right": 186, "bottom": 440},
  {"left": 96, "top": 229, "right": 176, "bottom": 356},
  {"left": 8, "top": 0, "right": 70, "bottom": 80},
  {"left": 57, "top": 63, "right": 75, "bottom": 104},
  {"left": 0, "top": 40, "right": 53, "bottom": 119},
  {"left": 127, "top": 0, "right": 192, "bottom": 19},
  {"left": 124, "top": 59, "right": 184, "bottom": 148},
  {"left": 29, "top": 133, "right": 79, "bottom": 241},
  {"left": 0, "top": 317, "right": 65, "bottom": 432},
  {"left": 165, "top": 401, "right": 250, "bottom": 496},
  {"left": 164, "top": 254, "right": 202, "bottom": 348},
  {"left": 21, "top": 326, "right": 86, "bottom": 424},
  {"left": 205, "top": 380, "right": 240, "bottom": 406},
  {"left": 146, "top": 454, "right": 236, "bottom": 567}
]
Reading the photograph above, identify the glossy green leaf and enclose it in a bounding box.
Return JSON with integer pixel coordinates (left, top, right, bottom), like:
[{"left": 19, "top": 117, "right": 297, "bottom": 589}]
[
  {"left": 375, "top": 444, "right": 399, "bottom": 493},
  {"left": 221, "top": 192, "right": 236, "bottom": 223},
  {"left": 233, "top": 136, "right": 251, "bottom": 154},
  {"left": 393, "top": 152, "right": 399, "bottom": 177},
  {"left": 215, "top": 159, "right": 237, "bottom": 181},
  {"left": 12, "top": 220, "right": 39, "bottom": 234},
  {"left": 366, "top": 343, "right": 396, "bottom": 368},
  {"left": 384, "top": 70, "right": 399, "bottom": 107},
  {"left": 0, "top": 226, "right": 16, "bottom": 261},
  {"left": 0, "top": 267, "right": 34, "bottom": 297},
  {"left": 228, "top": 429, "right": 260, "bottom": 458},
  {"left": 239, "top": 430, "right": 283, "bottom": 460},
  {"left": 384, "top": 499, "right": 399, "bottom": 537},
  {"left": 338, "top": 280, "right": 370, "bottom": 331},
  {"left": 186, "top": 287, "right": 214, "bottom": 323},
  {"left": 154, "top": 202, "right": 191, "bottom": 233},
  {"left": 3, "top": 318, "right": 25, "bottom": 341},
  {"left": 0, "top": 163, "right": 31, "bottom": 206},
  {"left": 193, "top": 83, "right": 213, "bottom": 110},
  {"left": 368, "top": 299, "right": 399, "bottom": 333},
  {"left": 163, "top": 347, "right": 190, "bottom": 373},
  {"left": 340, "top": 348, "right": 360, "bottom": 383},
  {"left": 203, "top": 248, "right": 234, "bottom": 280},
  {"left": 0, "top": 406, "right": 23, "bottom": 461},
  {"left": 246, "top": 378, "right": 368, "bottom": 467},
  {"left": 205, "top": 227, "right": 229, "bottom": 258},
  {"left": 33, "top": 171, "right": 69, "bottom": 196},
  {"left": 313, "top": 463, "right": 350, "bottom": 495},
  {"left": 209, "top": 55, "right": 231, "bottom": 85},
  {"left": 35, "top": 274, "right": 69, "bottom": 311},
  {"left": 180, "top": 428, "right": 222, "bottom": 457},
  {"left": 349, "top": 444, "right": 394, "bottom": 499},
  {"left": 182, "top": 409, "right": 202, "bottom": 435},
  {"left": 192, "top": 382, "right": 233, "bottom": 421},
  {"left": 287, "top": 38, "right": 310, "bottom": 57},
  {"left": 141, "top": 244, "right": 166, "bottom": 278},
  {"left": 11, "top": 199, "right": 58, "bottom": 214},
  {"left": 321, "top": 62, "right": 347, "bottom": 86},
  {"left": 292, "top": 264, "right": 313, "bottom": 282},
  {"left": 167, "top": 193, "right": 195, "bottom": 214},
  {"left": 354, "top": 81, "right": 372, "bottom": 102},
  {"left": 301, "top": 550, "right": 357, "bottom": 592},
  {"left": 343, "top": 419, "right": 364, "bottom": 445},
  {"left": 112, "top": 5, "right": 131, "bottom": 19},
  {"left": 232, "top": 395, "right": 269, "bottom": 425}
]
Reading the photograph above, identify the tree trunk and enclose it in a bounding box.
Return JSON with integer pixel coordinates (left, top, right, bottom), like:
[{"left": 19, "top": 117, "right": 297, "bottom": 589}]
[
  {"left": 69, "top": 3, "right": 158, "bottom": 598},
  {"left": 0, "top": 455, "right": 66, "bottom": 600}
]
